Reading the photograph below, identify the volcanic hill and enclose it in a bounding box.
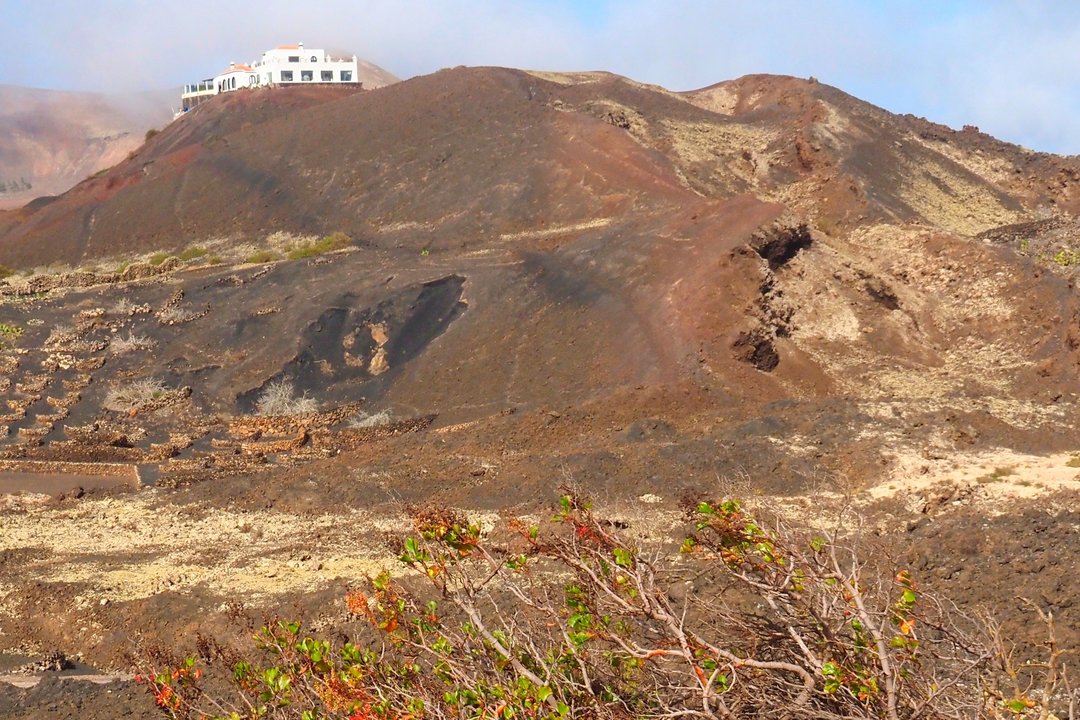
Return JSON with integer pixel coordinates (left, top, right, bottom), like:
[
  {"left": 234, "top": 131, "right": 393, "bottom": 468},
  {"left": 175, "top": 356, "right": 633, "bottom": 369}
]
[{"left": 0, "top": 67, "right": 1079, "bottom": 708}]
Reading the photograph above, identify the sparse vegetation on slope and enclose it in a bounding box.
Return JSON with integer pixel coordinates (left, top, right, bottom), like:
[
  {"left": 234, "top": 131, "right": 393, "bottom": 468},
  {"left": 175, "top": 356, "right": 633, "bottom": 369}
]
[
  {"left": 286, "top": 232, "right": 353, "bottom": 260},
  {"left": 245, "top": 250, "right": 281, "bottom": 265},
  {"left": 178, "top": 245, "right": 208, "bottom": 262}
]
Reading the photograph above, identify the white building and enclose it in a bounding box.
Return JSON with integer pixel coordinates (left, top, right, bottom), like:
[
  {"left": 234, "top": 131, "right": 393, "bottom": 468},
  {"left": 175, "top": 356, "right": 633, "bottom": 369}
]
[{"left": 178, "top": 43, "right": 361, "bottom": 116}]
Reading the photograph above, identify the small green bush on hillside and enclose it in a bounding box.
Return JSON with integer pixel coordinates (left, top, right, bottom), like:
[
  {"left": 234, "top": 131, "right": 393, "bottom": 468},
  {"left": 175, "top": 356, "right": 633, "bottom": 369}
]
[
  {"left": 1052, "top": 248, "right": 1080, "bottom": 267},
  {"left": 286, "top": 232, "right": 353, "bottom": 260},
  {"left": 177, "top": 246, "right": 208, "bottom": 262},
  {"left": 245, "top": 250, "right": 281, "bottom": 264}
]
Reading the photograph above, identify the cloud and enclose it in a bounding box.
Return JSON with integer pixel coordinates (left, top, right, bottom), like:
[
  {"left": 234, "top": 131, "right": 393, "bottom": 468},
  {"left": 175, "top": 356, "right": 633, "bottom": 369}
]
[{"left": 2, "top": 0, "right": 1079, "bottom": 153}]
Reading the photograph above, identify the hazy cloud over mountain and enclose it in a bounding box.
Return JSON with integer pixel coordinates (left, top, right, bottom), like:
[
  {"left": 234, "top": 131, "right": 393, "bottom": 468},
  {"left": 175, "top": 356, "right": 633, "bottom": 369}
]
[{"left": 2, "top": 0, "right": 1078, "bottom": 154}]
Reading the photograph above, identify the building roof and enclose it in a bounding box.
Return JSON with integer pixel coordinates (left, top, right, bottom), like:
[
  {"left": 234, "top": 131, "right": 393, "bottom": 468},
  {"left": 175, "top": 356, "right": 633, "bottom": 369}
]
[
  {"left": 219, "top": 64, "right": 254, "bottom": 74},
  {"left": 277, "top": 44, "right": 300, "bottom": 50}
]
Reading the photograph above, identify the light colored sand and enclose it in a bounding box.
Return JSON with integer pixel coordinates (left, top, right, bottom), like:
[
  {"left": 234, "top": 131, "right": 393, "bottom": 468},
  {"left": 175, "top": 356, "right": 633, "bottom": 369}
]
[
  {"left": 0, "top": 492, "right": 413, "bottom": 608},
  {"left": 876, "top": 448, "right": 1080, "bottom": 509}
]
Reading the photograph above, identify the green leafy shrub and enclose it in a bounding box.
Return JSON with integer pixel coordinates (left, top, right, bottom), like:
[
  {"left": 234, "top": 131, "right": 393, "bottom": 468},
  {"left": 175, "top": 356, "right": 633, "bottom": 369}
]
[
  {"left": 134, "top": 493, "right": 1073, "bottom": 720},
  {"left": 0, "top": 265, "right": 14, "bottom": 280},
  {"left": 149, "top": 252, "right": 172, "bottom": 267}
]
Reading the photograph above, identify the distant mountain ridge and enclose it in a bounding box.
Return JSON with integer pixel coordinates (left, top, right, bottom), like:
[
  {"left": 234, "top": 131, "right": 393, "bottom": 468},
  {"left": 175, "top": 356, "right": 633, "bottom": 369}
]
[{"left": 0, "top": 85, "right": 175, "bottom": 209}]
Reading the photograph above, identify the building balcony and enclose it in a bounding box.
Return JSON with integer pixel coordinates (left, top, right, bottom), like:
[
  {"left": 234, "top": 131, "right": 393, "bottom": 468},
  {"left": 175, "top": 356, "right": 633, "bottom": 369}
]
[{"left": 181, "top": 82, "right": 216, "bottom": 97}]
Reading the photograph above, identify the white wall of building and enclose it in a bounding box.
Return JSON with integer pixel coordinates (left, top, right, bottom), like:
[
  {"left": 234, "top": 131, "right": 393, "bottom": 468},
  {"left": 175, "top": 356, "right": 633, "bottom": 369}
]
[
  {"left": 253, "top": 44, "right": 358, "bottom": 86},
  {"left": 178, "top": 42, "right": 360, "bottom": 116}
]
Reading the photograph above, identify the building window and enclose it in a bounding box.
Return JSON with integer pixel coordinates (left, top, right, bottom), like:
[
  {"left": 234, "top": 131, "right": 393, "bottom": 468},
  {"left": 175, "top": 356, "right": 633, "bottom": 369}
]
[
  {"left": 310, "top": 55, "right": 317, "bottom": 62},
  {"left": 289, "top": 56, "right": 300, "bottom": 63},
  {"left": 301, "top": 70, "right": 313, "bottom": 81},
  {"left": 321, "top": 70, "right": 333, "bottom": 81},
  {"left": 340, "top": 70, "right": 353, "bottom": 82},
  {"left": 280, "top": 70, "right": 293, "bottom": 82}
]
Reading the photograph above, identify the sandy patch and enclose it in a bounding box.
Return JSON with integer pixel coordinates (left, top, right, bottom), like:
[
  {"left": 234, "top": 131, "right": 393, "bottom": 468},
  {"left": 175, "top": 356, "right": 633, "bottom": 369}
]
[
  {"left": 875, "top": 448, "right": 1080, "bottom": 511},
  {"left": 897, "top": 156, "right": 1022, "bottom": 236},
  {"left": 0, "top": 493, "right": 409, "bottom": 608},
  {"left": 499, "top": 218, "right": 612, "bottom": 241}
]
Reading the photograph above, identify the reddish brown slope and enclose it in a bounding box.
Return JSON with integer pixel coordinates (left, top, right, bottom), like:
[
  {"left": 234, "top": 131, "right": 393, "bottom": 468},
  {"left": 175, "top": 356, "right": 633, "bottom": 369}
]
[
  {"left": 683, "top": 74, "right": 1080, "bottom": 227},
  {"left": 0, "top": 68, "right": 695, "bottom": 266},
  {"left": 1, "top": 68, "right": 1080, "bottom": 679},
  {"left": 7, "top": 67, "right": 1080, "bottom": 269}
]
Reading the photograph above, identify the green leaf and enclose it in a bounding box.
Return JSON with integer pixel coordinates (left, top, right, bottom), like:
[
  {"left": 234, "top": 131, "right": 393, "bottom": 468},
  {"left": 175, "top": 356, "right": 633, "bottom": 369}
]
[
  {"left": 901, "top": 588, "right": 917, "bottom": 605},
  {"left": 1004, "top": 698, "right": 1031, "bottom": 714},
  {"left": 536, "top": 686, "right": 553, "bottom": 703},
  {"left": 613, "top": 548, "right": 633, "bottom": 568}
]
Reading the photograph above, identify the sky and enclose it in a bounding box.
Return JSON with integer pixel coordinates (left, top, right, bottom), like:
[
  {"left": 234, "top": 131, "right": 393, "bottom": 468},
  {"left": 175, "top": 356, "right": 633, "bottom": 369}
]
[{"left": 2, "top": 0, "right": 1079, "bottom": 154}]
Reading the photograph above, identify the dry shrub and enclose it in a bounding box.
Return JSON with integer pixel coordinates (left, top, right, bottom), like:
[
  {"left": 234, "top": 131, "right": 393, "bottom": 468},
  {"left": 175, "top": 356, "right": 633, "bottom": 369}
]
[
  {"left": 103, "top": 378, "right": 169, "bottom": 412},
  {"left": 347, "top": 409, "right": 393, "bottom": 428},
  {"left": 157, "top": 306, "right": 199, "bottom": 324},
  {"left": 109, "top": 298, "right": 137, "bottom": 316},
  {"left": 254, "top": 379, "right": 318, "bottom": 416},
  {"left": 109, "top": 333, "right": 157, "bottom": 356},
  {"left": 110, "top": 297, "right": 151, "bottom": 316}
]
